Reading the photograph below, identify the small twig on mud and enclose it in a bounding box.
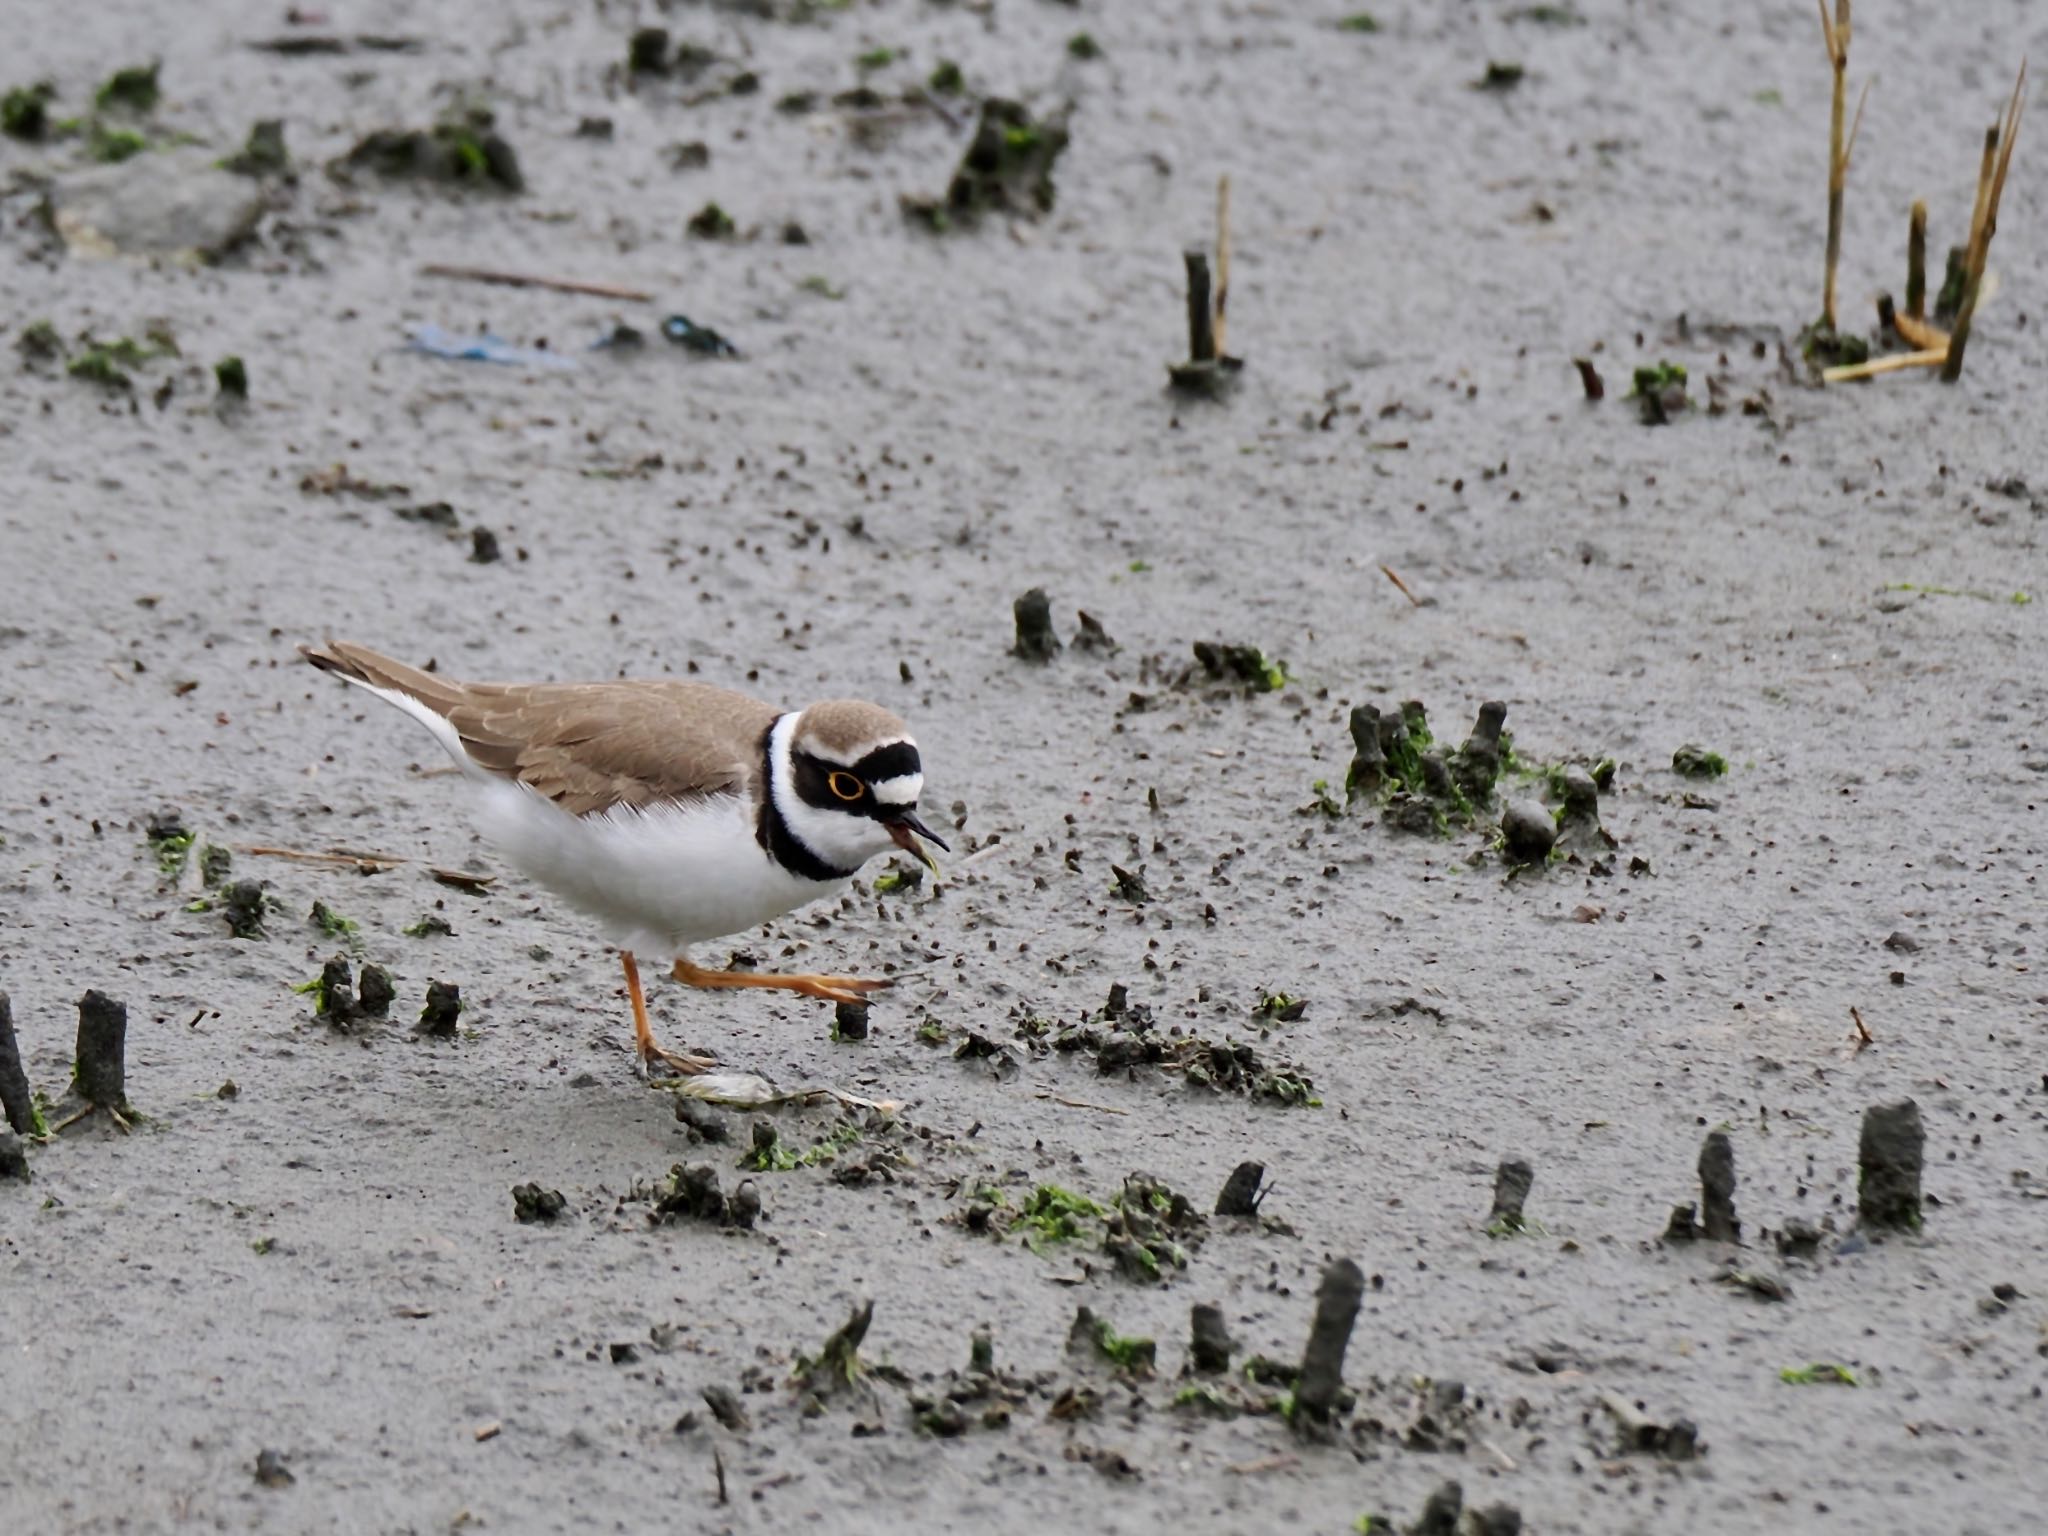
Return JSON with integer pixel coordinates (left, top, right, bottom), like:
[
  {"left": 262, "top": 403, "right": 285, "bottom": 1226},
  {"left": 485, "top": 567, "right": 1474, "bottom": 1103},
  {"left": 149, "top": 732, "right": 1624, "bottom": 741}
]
[
  {"left": 420, "top": 262, "right": 655, "bottom": 303},
  {"left": 1380, "top": 564, "right": 1424, "bottom": 606},
  {"left": 1850, "top": 1005, "right": 1873, "bottom": 1050},
  {"left": 1035, "top": 1092, "right": 1130, "bottom": 1116},
  {"left": 1226, "top": 1454, "right": 1301, "bottom": 1477},
  {"left": 714, "top": 1446, "right": 728, "bottom": 1506},
  {"left": 241, "top": 844, "right": 405, "bottom": 873}
]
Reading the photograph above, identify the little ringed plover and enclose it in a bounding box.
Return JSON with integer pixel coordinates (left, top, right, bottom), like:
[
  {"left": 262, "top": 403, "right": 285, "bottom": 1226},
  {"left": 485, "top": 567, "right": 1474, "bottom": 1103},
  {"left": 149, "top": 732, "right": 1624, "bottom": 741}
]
[{"left": 301, "top": 641, "right": 947, "bottom": 1075}]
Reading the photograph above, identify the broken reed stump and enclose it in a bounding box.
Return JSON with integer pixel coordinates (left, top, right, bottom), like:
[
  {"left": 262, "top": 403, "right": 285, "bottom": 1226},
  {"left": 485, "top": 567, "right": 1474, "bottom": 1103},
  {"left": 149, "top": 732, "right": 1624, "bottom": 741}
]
[
  {"left": 1698, "top": 1131, "right": 1739, "bottom": 1242},
  {"left": 1661, "top": 1129, "right": 1738, "bottom": 1242},
  {"left": 1944, "top": 67, "right": 2027, "bottom": 384},
  {"left": 1487, "top": 1160, "right": 1533, "bottom": 1234},
  {"left": 1214, "top": 1159, "right": 1267, "bottom": 1217},
  {"left": 1168, "top": 247, "right": 1242, "bottom": 398},
  {"left": 1189, "top": 1302, "right": 1235, "bottom": 1374},
  {"left": 1905, "top": 199, "right": 1927, "bottom": 319},
  {"left": 1291, "top": 1256, "right": 1365, "bottom": 1430},
  {"left": 418, "top": 979, "right": 462, "bottom": 1036},
  {"left": 75, "top": 990, "right": 128, "bottom": 1111},
  {"left": 0, "top": 990, "right": 35, "bottom": 1135},
  {"left": 1857, "top": 1099, "right": 1924, "bottom": 1229},
  {"left": 1010, "top": 587, "right": 1060, "bottom": 662}
]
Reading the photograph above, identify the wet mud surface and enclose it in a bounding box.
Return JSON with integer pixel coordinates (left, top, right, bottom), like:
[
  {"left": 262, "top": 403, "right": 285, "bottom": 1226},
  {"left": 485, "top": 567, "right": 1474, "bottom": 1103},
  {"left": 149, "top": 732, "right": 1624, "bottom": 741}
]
[{"left": 2, "top": 1, "right": 2046, "bottom": 1531}]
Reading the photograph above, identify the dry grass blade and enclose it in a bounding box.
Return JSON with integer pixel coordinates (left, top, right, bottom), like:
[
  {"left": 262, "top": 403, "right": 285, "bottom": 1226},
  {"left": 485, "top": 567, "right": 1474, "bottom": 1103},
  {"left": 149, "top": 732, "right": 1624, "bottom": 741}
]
[
  {"left": 1943, "top": 61, "right": 2026, "bottom": 382},
  {"left": 240, "top": 844, "right": 405, "bottom": 873},
  {"left": 420, "top": 262, "right": 655, "bottom": 303},
  {"left": 1842, "top": 75, "right": 1873, "bottom": 171},
  {"left": 1819, "top": 0, "right": 1853, "bottom": 330},
  {"left": 1380, "top": 564, "right": 1424, "bottom": 606}
]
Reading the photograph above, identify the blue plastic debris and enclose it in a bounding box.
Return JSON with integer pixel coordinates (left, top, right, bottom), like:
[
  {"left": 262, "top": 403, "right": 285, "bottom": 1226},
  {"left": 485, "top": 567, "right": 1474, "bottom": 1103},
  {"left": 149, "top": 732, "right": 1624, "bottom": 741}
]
[
  {"left": 661, "top": 315, "right": 738, "bottom": 356},
  {"left": 408, "top": 324, "right": 578, "bottom": 370}
]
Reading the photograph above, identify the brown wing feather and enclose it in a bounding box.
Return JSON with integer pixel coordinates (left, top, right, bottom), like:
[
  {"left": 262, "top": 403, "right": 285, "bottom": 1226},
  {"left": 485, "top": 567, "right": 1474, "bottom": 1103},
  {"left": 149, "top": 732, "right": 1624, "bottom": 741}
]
[{"left": 303, "top": 641, "right": 776, "bottom": 816}]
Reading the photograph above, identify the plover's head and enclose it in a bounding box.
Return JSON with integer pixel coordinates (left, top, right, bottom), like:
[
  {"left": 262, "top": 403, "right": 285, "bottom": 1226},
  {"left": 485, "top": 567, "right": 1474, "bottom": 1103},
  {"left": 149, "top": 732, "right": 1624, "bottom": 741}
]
[{"left": 773, "top": 701, "right": 948, "bottom": 878}]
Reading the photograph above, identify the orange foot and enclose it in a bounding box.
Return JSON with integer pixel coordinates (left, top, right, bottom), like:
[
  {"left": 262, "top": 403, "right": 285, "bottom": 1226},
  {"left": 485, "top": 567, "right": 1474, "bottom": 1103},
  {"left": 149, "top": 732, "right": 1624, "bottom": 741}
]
[
  {"left": 621, "top": 951, "right": 717, "bottom": 1076},
  {"left": 671, "top": 955, "right": 894, "bottom": 1008}
]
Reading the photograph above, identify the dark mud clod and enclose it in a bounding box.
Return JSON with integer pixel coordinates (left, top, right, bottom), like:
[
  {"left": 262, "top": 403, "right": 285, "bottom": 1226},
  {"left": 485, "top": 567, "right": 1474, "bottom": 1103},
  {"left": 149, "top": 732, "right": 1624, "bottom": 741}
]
[
  {"left": 1413, "top": 1481, "right": 1464, "bottom": 1536},
  {"left": 701, "top": 1382, "right": 750, "bottom": 1431},
  {"left": 0, "top": 991, "right": 35, "bottom": 1135},
  {"left": 1189, "top": 1303, "right": 1235, "bottom": 1374},
  {"left": 628, "top": 26, "right": 671, "bottom": 74},
  {"left": 1499, "top": 799, "right": 1556, "bottom": 864},
  {"left": 1857, "top": 1099, "right": 1924, "bottom": 1230},
  {"left": 968, "top": 1327, "right": 995, "bottom": 1375},
  {"left": 1192, "top": 641, "right": 1286, "bottom": 692},
  {"left": 1068, "top": 1304, "right": 1157, "bottom": 1374},
  {"left": 222, "top": 880, "right": 267, "bottom": 938},
  {"left": 418, "top": 979, "right": 461, "bottom": 1036},
  {"left": 1671, "top": 743, "right": 1727, "bottom": 779},
  {"left": 1011, "top": 588, "right": 1060, "bottom": 661},
  {"left": 1291, "top": 1256, "right": 1365, "bottom": 1430},
  {"left": 1214, "top": 1160, "right": 1267, "bottom": 1217},
  {"left": 470, "top": 527, "right": 502, "bottom": 564},
  {"left": 905, "top": 97, "right": 1069, "bottom": 230},
  {"left": 223, "top": 120, "right": 287, "bottom": 179},
  {"left": 1471, "top": 1504, "right": 1524, "bottom": 1536},
  {"left": 654, "top": 1162, "right": 733, "bottom": 1224},
  {"left": 342, "top": 108, "right": 523, "bottom": 193},
  {"left": 729, "top": 1179, "right": 762, "bottom": 1229},
  {"left": 316, "top": 957, "right": 357, "bottom": 1025},
  {"left": 1775, "top": 1218, "right": 1823, "bottom": 1258},
  {"left": 355, "top": 965, "right": 394, "bottom": 1017},
  {"left": 512, "top": 1182, "right": 566, "bottom": 1222},
  {"left": 1487, "top": 1159, "right": 1534, "bottom": 1234},
  {"left": 674, "top": 1097, "right": 731, "bottom": 1143},
  {"left": 1598, "top": 1391, "right": 1701, "bottom": 1459},
  {"left": 833, "top": 1000, "right": 869, "bottom": 1041},
  {"left": 1072, "top": 610, "right": 1116, "bottom": 652},
  {"left": 1573, "top": 356, "right": 1605, "bottom": 399},
  {"left": 253, "top": 1447, "right": 295, "bottom": 1488},
  {"left": 798, "top": 1299, "right": 875, "bottom": 1395},
  {"left": 1699, "top": 1131, "right": 1739, "bottom": 1242},
  {"left": 75, "top": 990, "right": 128, "bottom": 1110}
]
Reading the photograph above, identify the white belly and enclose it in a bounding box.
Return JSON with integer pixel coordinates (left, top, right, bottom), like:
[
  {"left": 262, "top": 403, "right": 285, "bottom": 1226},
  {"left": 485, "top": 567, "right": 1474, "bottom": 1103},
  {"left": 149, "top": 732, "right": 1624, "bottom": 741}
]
[{"left": 469, "top": 779, "right": 844, "bottom": 955}]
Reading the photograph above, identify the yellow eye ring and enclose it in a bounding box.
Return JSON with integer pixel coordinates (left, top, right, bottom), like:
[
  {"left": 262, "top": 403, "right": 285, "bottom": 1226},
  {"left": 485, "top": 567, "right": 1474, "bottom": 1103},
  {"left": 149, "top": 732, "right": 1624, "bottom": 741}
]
[{"left": 827, "top": 770, "right": 865, "bottom": 802}]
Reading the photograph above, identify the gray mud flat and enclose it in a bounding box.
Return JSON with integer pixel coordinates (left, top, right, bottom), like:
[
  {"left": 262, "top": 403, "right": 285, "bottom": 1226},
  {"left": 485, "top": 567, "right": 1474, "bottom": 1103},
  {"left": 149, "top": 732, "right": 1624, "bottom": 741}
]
[{"left": 2, "top": 2, "right": 2045, "bottom": 1532}]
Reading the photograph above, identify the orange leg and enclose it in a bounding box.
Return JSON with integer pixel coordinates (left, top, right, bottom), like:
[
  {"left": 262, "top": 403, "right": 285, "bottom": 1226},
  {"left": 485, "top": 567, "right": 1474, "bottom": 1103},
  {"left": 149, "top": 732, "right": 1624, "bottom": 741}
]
[
  {"left": 622, "top": 950, "right": 716, "bottom": 1076},
  {"left": 672, "top": 955, "right": 893, "bottom": 1007}
]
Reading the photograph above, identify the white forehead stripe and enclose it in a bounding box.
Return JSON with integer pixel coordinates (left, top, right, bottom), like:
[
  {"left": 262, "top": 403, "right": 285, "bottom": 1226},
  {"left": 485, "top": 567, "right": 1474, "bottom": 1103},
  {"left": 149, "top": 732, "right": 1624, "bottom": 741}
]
[{"left": 870, "top": 773, "right": 923, "bottom": 807}]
